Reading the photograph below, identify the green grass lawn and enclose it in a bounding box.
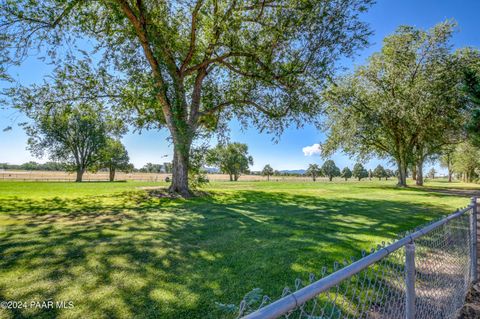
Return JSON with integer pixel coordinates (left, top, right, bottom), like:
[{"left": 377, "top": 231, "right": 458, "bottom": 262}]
[{"left": 0, "top": 179, "right": 478, "bottom": 319}]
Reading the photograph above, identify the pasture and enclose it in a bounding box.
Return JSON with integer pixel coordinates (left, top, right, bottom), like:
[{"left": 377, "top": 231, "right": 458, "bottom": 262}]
[{"left": 0, "top": 179, "right": 477, "bottom": 319}]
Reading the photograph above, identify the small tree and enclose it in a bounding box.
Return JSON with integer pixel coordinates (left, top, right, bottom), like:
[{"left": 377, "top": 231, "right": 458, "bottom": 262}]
[
  {"left": 207, "top": 143, "right": 253, "bottom": 181},
  {"left": 306, "top": 164, "right": 322, "bottom": 182},
  {"left": 98, "top": 138, "right": 131, "bottom": 182},
  {"left": 341, "top": 167, "right": 353, "bottom": 181},
  {"left": 353, "top": 163, "right": 369, "bottom": 181},
  {"left": 428, "top": 168, "right": 437, "bottom": 179},
  {"left": 262, "top": 164, "right": 274, "bottom": 181},
  {"left": 322, "top": 160, "right": 341, "bottom": 181},
  {"left": 373, "top": 165, "right": 387, "bottom": 180}
]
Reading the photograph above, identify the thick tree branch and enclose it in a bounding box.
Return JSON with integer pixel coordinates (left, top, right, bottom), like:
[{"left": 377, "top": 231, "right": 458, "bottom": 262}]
[
  {"left": 200, "top": 99, "right": 291, "bottom": 118},
  {"left": 180, "top": 0, "right": 204, "bottom": 73}
]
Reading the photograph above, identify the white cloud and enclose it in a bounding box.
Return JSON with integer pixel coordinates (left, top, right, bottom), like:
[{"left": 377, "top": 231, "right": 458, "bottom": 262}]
[{"left": 302, "top": 143, "right": 322, "bottom": 156}]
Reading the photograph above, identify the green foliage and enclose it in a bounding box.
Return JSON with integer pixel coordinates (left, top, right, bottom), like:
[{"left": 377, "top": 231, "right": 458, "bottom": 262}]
[
  {"left": 207, "top": 143, "right": 253, "bottom": 181},
  {"left": 451, "top": 141, "right": 480, "bottom": 182},
  {"left": 341, "top": 167, "right": 353, "bottom": 180},
  {"left": 321, "top": 160, "right": 340, "bottom": 181},
  {"left": 97, "top": 138, "right": 131, "bottom": 181},
  {"left": 373, "top": 165, "right": 387, "bottom": 180},
  {"left": 322, "top": 21, "right": 470, "bottom": 186},
  {"left": 464, "top": 68, "right": 480, "bottom": 146},
  {"left": 188, "top": 145, "right": 210, "bottom": 189},
  {"left": 305, "top": 164, "right": 321, "bottom": 181},
  {"left": 24, "top": 103, "right": 113, "bottom": 181},
  {"left": 352, "top": 163, "right": 368, "bottom": 181},
  {"left": 7, "top": 56, "right": 124, "bottom": 182}
]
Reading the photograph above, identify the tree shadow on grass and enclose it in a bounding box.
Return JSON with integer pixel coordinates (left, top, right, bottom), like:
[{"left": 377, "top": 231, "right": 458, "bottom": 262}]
[{"left": 0, "top": 189, "right": 470, "bottom": 318}]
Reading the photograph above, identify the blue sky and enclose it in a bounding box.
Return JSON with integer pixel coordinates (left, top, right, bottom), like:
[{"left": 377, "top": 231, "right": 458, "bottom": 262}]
[{"left": 1, "top": 0, "right": 480, "bottom": 172}]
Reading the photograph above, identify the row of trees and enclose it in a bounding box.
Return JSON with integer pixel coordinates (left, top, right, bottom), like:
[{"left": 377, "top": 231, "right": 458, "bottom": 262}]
[
  {"left": 303, "top": 162, "right": 395, "bottom": 181},
  {"left": 321, "top": 21, "right": 480, "bottom": 187},
  {"left": 260, "top": 162, "right": 397, "bottom": 182},
  {"left": 138, "top": 163, "right": 173, "bottom": 174},
  {"left": 0, "top": 161, "right": 65, "bottom": 171}
]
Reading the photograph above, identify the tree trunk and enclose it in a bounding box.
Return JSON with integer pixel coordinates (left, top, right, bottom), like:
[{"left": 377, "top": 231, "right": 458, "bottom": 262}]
[
  {"left": 169, "top": 143, "right": 191, "bottom": 196},
  {"left": 229, "top": 174, "right": 233, "bottom": 181},
  {"left": 412, "top": 165, "right": 417, "bottom": 180},
  {"left": 267, "top": 175, "right": 270, "bottom": 181},
  {"left": 396, "top": 159, "right": 407, "bottom": 187},
  {"left": 75, "top": 167, "right": 84, "bottom": 182},
  {"left": 109, "top": 168, "right": 115, "bottom": 182},
  {"left": 345, "top": 177, "right": 347, "bottom": 181},
  {"left": 313, "top": 176, "right": 316, "bottom": 182},
  {"left": 234, "top": 174, "right": 239, "bottom": 181},
  {"left": 329, "top": 176, "right": 333, "bottom": 181},
  {"left": 447, "top": 156, "right": 452, "bottom": 182},
  {"left": 416, "top": 159, "right": 423, "bottom": 186}
]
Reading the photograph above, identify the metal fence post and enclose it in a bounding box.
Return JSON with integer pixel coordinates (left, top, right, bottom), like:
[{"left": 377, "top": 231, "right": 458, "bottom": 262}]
[
  {"left": 405, "top": 242, "right": 416, "bottom": 319},
  {"left": 471, "top": 197, "right": 478, "bottom": 282}
]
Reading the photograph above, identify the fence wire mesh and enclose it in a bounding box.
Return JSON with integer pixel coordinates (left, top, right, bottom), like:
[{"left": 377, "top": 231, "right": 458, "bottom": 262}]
[{"left": 234, "top": 205, "right": 475, "bottom": 319}]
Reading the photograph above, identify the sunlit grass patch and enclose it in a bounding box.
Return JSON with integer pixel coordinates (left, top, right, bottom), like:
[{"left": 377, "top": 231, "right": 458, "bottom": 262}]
[{"left": 0, "top": 179, "right": 477, "bottom": 318}]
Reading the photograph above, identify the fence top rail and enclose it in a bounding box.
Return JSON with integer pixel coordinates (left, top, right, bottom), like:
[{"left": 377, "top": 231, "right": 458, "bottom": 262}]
[{"left": 241, "top": 203, "right": 474, "bottom": 319}]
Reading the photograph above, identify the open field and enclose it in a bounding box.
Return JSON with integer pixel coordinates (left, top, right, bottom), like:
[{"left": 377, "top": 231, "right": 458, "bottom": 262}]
[
  {"left": 0, "top": 170, "right": 315, "bottom": 182},
  {"left": 0, "top": 179, "right": 478, "bottom": 318}
]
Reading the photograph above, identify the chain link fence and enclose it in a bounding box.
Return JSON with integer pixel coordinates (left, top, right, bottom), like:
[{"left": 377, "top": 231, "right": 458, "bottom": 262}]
[{"left": 232, "top": 198, "right": 477, "bottom": 319}]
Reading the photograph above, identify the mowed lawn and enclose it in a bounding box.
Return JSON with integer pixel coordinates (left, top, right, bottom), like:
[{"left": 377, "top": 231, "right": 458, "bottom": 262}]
[{"left": 0, "top": 179, "right": 478, "bottom": 319}]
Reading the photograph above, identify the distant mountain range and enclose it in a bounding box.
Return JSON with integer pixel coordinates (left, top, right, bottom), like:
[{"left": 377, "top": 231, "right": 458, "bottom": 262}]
[{"left": 203, "top": 167, "right": 220, "bottom": 173}]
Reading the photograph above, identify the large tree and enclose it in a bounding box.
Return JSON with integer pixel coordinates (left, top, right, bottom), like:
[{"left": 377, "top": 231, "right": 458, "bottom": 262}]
[
  {"left": 0, "top": 0, "right": 373, "bottom": 196},
  {"left": 207, "top": 143, "right": 253, "bottom": 181},
  {"left": 322, "top": 21, "right": 469, "bottom": 187}
]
